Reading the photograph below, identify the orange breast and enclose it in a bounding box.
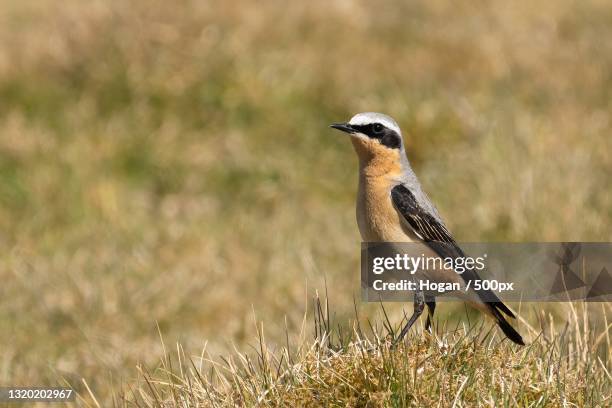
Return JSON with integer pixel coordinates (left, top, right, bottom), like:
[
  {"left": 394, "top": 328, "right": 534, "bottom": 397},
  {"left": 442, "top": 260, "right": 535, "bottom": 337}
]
[{"left": 356, "top": 174, "right": 414, "bottom": 242}]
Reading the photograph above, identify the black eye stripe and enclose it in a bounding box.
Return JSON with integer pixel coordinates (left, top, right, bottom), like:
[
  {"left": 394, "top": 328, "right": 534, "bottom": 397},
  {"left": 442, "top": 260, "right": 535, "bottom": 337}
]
[
  {"left": 349, "top": 123, "right": 402, "bottom": 149},
  {"left": 351, "top": 124, "right": 384, "bottom": 135}
]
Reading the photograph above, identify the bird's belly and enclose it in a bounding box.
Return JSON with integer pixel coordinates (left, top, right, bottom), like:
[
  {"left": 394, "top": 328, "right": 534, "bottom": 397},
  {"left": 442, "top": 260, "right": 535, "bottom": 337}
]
[
  {"left": 356, "top": 196, "right": 416, "bottom": 242},
  {"left": 358, "top": 218, "right": 413, "bottom": 242}
]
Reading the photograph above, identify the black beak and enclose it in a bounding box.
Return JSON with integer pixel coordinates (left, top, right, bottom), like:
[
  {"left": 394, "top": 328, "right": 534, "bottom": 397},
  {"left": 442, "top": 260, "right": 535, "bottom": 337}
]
[{"left": 329, "top": 123, "right": 355, "bottom": 134}]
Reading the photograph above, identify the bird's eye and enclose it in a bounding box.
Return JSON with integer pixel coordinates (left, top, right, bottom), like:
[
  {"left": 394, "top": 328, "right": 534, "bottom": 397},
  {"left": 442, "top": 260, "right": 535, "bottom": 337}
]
[{"left": 372, "top": 123, "right": 384, "bottom": 134}]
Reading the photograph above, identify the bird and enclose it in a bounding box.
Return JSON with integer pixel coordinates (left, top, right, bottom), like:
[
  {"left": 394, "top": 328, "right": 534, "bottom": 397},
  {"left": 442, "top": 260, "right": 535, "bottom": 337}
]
[{"left": 330, "top": 112, "right": 524, "bottom": 345}]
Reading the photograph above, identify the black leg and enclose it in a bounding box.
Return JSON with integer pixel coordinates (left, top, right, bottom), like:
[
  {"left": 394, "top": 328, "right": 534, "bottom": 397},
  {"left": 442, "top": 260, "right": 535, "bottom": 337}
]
[
  {"left": 393, "top": 290, "right": 425, "bottom": 345},
  {"left": 425, "top": 296, "right": 436, "bottom": 332}
]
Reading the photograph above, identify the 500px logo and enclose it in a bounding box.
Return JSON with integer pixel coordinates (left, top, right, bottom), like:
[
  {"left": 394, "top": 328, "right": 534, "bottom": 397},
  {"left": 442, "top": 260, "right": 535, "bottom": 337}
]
[{"left": 372, "top": 253, "right": 487, "bottom": 275}]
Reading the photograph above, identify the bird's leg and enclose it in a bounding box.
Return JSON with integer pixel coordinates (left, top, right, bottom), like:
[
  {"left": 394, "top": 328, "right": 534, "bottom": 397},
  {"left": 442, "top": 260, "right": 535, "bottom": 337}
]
[
  {"left": 393, "top": 290, "right": 425, "bottom": 345},
  {"left": 425, "top": 296, "right": 436, "bottom": 332}
]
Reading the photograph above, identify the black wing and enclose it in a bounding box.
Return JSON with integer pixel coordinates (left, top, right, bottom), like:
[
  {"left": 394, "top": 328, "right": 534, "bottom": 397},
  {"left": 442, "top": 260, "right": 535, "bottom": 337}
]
[
  {"left": 390, "top": 184, "right": 515, "bottom": 318},
  {"left": 390, "top": 185, "right": 459, "bottom": 253}
]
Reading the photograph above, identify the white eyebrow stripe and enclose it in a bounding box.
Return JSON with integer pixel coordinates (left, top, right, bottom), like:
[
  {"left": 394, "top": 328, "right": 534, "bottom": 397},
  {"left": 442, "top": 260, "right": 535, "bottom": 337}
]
[{"left": 348, "top": 112, "right": 401, "bottom": 135}]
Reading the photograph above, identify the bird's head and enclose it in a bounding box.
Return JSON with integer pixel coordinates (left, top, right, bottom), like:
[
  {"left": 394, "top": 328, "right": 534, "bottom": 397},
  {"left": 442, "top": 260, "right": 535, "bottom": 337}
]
[{"left": 330, "top": 112, "right": 404, "bottom": 171}]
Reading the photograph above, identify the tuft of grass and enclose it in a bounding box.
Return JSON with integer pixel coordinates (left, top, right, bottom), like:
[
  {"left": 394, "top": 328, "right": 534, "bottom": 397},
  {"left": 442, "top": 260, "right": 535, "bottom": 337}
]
[{"left": 117, "top": 298, "right": 611, "bottom": 407}]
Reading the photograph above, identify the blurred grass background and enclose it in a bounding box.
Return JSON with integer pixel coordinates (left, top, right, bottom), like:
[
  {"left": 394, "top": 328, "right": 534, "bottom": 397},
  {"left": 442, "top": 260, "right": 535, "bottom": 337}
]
[{"left": 0, "top": 0, "right": 611, "bottom": 403}]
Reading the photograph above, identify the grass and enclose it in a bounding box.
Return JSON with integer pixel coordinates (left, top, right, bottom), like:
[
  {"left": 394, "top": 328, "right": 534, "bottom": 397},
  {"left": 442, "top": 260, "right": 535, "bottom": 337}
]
[
  {"left": 118, "top": 297, "right": 611, "bottom": 407},
  {"left": 0, "top": 0, "right": 611, "bottom": 406}
]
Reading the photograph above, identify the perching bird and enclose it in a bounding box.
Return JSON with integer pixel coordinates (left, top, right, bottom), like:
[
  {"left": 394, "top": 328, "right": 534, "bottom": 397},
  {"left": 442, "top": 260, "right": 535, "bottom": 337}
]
[{"left": 330, "top": 112, "right": 524, "bottom": 345}]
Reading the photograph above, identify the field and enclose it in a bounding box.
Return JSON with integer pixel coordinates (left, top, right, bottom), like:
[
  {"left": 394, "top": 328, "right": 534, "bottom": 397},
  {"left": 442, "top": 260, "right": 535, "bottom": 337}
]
[{"left": 0, "top": 0, "right": 610, "bottom": 406}]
